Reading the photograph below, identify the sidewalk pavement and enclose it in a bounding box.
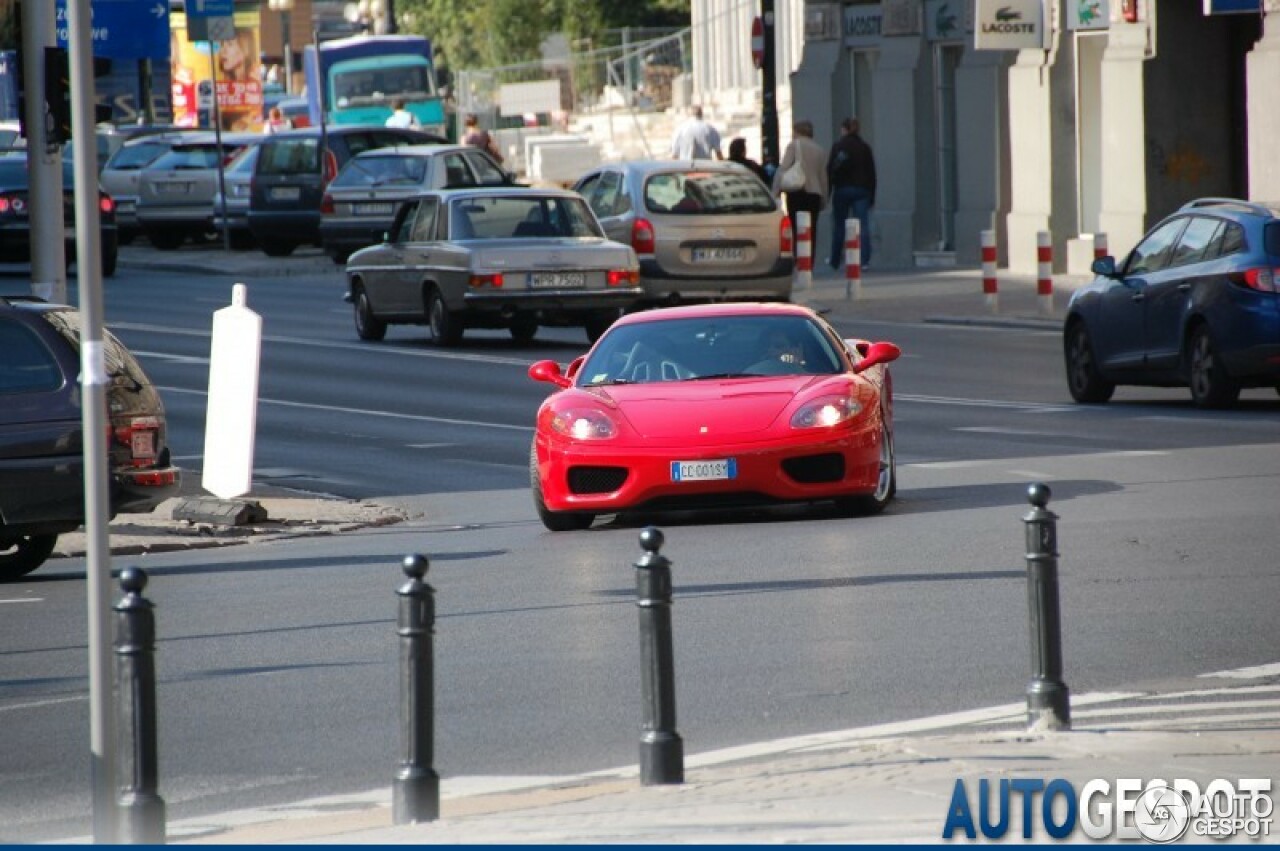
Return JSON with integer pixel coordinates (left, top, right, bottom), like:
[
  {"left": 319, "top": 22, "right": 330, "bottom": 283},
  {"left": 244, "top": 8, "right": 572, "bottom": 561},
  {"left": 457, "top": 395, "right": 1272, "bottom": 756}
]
[{"left": 98, "top": 245, "right": 1277, "bottom": 846}]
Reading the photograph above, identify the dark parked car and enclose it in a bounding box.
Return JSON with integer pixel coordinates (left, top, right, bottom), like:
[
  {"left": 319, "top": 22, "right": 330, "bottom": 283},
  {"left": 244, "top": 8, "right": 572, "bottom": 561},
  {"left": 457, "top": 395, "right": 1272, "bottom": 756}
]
[
  {"left": 0, "top": 154, "right": 119, "bottom": 277},
  {"left": 247, "top": 125, "right": 445, "bottom": 257},
  {"left": 0, "top": 297, "right": 180, "bottom": 580},
  {"left": 1064, "top": 197, "right": 1280, "bottom": 408},
  {"left": 319, "top": 143, "right": 510, "bottom": 263}
]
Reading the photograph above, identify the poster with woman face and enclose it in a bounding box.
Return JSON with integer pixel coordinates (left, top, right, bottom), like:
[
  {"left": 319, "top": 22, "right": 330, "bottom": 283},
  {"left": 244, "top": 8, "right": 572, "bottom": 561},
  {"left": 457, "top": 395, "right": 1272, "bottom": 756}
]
[{"left": 170, "top": 12, "right": 264, "bottom": 131}]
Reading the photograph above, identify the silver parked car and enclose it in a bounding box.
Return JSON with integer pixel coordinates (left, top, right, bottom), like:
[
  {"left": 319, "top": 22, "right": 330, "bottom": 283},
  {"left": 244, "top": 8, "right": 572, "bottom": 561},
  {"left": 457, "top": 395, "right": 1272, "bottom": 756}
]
[
  {"left": 344, "top": 187, "right": 642, "bottom": 345},
  {"left": 135, "top": 132, "right": 258, "bottom": 249},
  {"left": 320, "top": 143, "right": 510, "bottom": 264},
  {"left": 574, "top": 160, "right": 794, "bottom": 305},
  {"left": 99, "top": 131, "right": 194, "bottom": 243},
  {"left": 211, "top": 143, "right": 262, "bottom": 249}
]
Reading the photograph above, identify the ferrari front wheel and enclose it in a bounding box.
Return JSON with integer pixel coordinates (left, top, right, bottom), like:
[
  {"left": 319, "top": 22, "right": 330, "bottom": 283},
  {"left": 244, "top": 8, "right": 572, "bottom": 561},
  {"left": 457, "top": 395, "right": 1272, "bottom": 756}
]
[
  {"left": 835, "top": 423, "right": 895, "bottom": 516},
  {"left": 530, "top": 446, "right": 594, "bottom": 531}
]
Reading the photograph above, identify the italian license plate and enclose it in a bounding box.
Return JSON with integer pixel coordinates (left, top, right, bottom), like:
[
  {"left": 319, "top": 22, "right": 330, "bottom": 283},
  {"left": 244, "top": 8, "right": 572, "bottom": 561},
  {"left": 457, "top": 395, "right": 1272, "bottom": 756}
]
[
  {"left": 157, "top": 182, "right": 191, "bottom": 195},
  {"left": 270, "top": 186, "right": 301, "bottom": 201},
  {"left": 692, "top": 246, "right": 745, "bottom": 263},
  {"left": 131, "top": 431, "right": 155, "bottom": 459},
  {"left": 355, "top": 202, "right": 394, "bottom": 216},
  {"left": 530, "top": 272, "right": 585, "bottom": 288},
  {"left": 671, "top": 458, "right": 736, "bottom": 482}
]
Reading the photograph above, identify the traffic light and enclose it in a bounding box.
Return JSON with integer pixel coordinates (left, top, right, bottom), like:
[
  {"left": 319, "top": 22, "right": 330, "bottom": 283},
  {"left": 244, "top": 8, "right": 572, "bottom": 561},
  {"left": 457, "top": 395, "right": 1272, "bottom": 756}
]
[{"left": 42, "top": 49, "right": 113, "bottom": 145}]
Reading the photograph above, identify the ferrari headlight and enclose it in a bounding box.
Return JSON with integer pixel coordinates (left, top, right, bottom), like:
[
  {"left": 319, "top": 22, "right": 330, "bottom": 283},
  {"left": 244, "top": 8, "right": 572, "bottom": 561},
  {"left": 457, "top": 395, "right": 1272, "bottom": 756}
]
[
  {"left": 550, "top": 408, "right": 618, "bottom": 440},
  {"left": 790, "top": 395, "right": 862, "bottom": 429}
]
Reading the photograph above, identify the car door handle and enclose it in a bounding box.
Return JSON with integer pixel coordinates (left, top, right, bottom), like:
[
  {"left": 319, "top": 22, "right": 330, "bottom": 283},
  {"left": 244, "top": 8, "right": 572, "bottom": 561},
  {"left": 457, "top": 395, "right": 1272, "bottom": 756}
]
[
  {"left": 1177, "top": 283, "right": 1191, "bottom": 292},
  {"left": 1131, "top": 293, "right": 1145, "bottom": 302}
]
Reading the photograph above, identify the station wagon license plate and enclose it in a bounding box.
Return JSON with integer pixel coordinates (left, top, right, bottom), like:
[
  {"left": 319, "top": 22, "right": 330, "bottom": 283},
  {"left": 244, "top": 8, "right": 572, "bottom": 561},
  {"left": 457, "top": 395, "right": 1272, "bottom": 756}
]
[
  {"left": 530, "top": 272, "right": 585, "bottom": 288},
  {"left": 270, "top": 186, "right": 301, "bottom": 201},
  {"left": 131, "top": 431, "right": 156, "bottom": 459},
  {"left": 692, "top": 246, "right": 745, "bottom": 263},
  {"left": 671, "top": 458, "right": 736, "bottom": 482},
  {"left": 355, "top": 202, "right": 394, "bottom": 216},
  {"left": 156, "top": 182, "right": 191, "bottom": 195}
]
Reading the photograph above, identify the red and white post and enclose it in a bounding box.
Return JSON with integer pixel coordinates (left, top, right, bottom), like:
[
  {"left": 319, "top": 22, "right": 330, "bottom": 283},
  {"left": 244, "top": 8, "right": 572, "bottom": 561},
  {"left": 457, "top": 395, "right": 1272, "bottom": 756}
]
[
  {"left": 981, "top": 229, "right": 998, "bottom": 313},
  {"left": 1093, "top": 232, "right": 1108, "bottom": 261},
  {"left": 845, "top": 217, "right": 862, "bottom": 300},
  {"left": 795, "top": 211, "right": 813, "bottom": 291},
  {"left": 1036, "top": 230, "right": 1053, "bottom": 315}
]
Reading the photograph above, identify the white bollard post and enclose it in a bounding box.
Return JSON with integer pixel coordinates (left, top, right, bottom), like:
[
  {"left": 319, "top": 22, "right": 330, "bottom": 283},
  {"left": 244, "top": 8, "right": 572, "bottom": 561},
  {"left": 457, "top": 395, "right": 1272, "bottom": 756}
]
[
  {"left": 795, "top": 211, "right": 813, "bottom": 291},
  {"left": 981, "top": 229, "right": 999, "bottom": 313},
  {"left": 1036, "top": 230, "right": 1053, "bottom": 316},
  {"left": 202, "top": 284, "right": 262, "bottom": 500},
  {"left": 845, "top": 218, "right": 861, "bottom": 300}
]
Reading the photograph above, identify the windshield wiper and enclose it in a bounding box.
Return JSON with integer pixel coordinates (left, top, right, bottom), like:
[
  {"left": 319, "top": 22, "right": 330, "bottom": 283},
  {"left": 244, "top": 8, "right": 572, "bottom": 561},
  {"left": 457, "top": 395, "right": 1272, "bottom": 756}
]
[{"left": 681, "top": 372, "right": 753, "bottom": 381}]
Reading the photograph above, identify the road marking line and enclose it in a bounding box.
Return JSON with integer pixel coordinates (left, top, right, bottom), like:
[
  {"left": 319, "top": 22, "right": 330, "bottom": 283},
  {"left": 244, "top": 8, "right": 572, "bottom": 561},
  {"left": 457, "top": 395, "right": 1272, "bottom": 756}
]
[
  {"left": 0, "top": 598, "right": 41, "bottom": 604},
  {"left": 407, "top": 443, "right": 457, "bottom": 450},
  {"left": 130, "top": 350, "right": 210, "bottom": 365},
  {"left": 1076, "top": 711, "right": 1280, "bottom": 730},
  {"left": 1145, "top": 684, "right": 1280, "bottom": 700},
  {"left": 904, "top": 460, "right": 993, "bottom": 470},
  {"left": 1071, "top": 698, "right": 1280, "bottom": 719},
  {"left": 0, "top": 695, "right": 85, "bottom": 712},
  {"left": 897, "top": 393, "right": 1075, "bottom": 412},
  {"left": 158, "top": 386, "right": 533, "bottom": 433},
  {"left": 954, "top": 426, "right": 1071, "bottom": 436},
  {"left": 1198, "top": 661, "right": 1280, "bottom": 680},
  {"left": 1006, "top": 469, "right": 1054, "bottom": 479}
]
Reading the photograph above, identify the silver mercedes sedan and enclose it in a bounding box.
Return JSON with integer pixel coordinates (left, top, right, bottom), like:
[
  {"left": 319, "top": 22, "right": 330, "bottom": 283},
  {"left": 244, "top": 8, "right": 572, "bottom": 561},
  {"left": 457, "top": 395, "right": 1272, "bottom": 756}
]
[{"left": 343, "top": 187, "right": 642, "bottom": 346}]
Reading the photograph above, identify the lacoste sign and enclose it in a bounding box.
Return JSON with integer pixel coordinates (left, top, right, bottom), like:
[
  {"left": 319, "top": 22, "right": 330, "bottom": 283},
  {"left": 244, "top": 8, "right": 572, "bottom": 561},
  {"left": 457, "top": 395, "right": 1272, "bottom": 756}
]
[{"left": 974, "top": 0, "right": 1048, "bottom": 49}]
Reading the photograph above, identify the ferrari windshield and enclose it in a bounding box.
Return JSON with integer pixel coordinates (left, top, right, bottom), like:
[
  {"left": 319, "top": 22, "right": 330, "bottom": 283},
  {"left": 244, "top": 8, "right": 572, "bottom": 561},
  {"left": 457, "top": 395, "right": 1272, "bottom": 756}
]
[{"left": 579, "top": 315, "right": 845, "bottom": 385}]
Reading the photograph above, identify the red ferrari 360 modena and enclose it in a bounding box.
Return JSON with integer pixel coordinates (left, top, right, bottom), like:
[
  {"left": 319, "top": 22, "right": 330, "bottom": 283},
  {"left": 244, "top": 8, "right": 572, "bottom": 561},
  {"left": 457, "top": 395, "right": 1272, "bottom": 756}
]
[{"left": 528, "top": 302, "right": 901, "bottom": 531}]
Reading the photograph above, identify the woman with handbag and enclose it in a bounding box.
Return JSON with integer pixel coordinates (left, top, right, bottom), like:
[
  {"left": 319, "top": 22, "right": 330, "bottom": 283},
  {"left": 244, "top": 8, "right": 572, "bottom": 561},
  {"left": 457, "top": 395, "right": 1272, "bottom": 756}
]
[{"left": 771, "top": 120, "right": 829, "bottom": 250}]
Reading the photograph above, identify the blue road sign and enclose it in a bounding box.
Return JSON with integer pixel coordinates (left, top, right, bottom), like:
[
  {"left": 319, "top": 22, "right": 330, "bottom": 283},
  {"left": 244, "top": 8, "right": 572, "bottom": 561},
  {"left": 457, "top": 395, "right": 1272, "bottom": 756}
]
[
  {"left": 1203, "top": 0, "right": 1262, "bottom": 12},
  {"left": 186, "top": 0, "right": 235, "bottom": 18},
  {"left": 55, "top": 0, "right": 171, "bottom": 61}
]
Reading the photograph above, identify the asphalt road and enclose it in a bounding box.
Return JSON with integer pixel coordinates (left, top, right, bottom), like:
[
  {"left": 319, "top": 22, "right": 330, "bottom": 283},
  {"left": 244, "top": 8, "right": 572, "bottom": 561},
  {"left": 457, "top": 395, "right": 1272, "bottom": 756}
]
[{"left": 1, "top": 262, "right": 1278, "bottom": 841}]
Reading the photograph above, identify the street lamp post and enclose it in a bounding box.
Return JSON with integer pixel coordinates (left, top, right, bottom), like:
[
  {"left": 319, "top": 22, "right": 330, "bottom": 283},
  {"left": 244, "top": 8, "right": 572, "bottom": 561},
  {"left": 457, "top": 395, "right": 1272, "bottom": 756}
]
[{"left": 268, "top": 0, "right": 295, "bottom": 93}]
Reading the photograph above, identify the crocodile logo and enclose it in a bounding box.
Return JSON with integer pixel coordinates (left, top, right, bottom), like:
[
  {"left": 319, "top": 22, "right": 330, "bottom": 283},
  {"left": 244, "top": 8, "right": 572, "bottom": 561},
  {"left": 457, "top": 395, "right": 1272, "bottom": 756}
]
[
  {"left": 935, "top": 3, "right": 958, "bottom": 37},
  {"left": 1078, "top": 0, "right": 1102, "bottom": 25},
  {"left": 995, "top": 6, "right": 1021, "bottom": 21}
]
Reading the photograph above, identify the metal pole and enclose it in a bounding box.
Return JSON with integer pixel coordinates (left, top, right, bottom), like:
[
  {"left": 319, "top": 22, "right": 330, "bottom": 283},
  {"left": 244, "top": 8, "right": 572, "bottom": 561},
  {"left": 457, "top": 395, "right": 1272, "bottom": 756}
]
[
  {"left": 282, "top": 10, "right": 293, "bottom": 94},
  {"left": 138, "top": 59, "right": 155, "bottom": 124},
  {"left": 114, "top": 568, "right": 166, "bottom": 844},
  {"left": 208, "top": 46, "right": 231, "bottom": 252},
  {"left": 21, "top": 0, "right": 67, "bottom": 303},
  {"left": 634, "top": 527, "right": 683, "bottom": 785},
  {"left": 1023, "top": 483, "right": 1071, "bottom": 731},
  {"left": 393, "top": 554, "right": 439, "bottom": 823},
  {"left": 67, "top": 0, "right": 116, "bottom": 840},
  {"left": 760, "top": 0, "right": 780, "bottom": 175}
]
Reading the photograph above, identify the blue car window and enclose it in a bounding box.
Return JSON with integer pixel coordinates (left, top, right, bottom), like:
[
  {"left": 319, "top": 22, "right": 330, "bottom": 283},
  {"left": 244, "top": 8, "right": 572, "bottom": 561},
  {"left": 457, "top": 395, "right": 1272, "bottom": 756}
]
[
  {"left": 1169, "top": 217, "right": 1222, "bottom": 268},
  {"left": 1126, "top": 217, "right": 1188, "bottom": 276},
  {"left": 0, "top": 319, "right": 62, "bottom": 394},
  {"left": 1218, "top": 221, "right": 1245, "bottom": 256}
]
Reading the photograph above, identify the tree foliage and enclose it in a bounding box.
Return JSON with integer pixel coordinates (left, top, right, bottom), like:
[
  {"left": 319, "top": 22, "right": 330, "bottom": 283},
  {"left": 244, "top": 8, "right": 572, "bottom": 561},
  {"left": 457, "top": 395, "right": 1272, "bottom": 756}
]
[{"left": 397, "top": 0, "right": 688, "bottom": 73}]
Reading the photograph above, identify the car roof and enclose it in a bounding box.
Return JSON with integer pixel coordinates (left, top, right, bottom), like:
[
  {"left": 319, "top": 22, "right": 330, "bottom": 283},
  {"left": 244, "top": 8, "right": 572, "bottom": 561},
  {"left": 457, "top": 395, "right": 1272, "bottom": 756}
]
[
  {"left": 611, "top": 302, "right": 819, "bottom": 329},
  {"left": 599, "top": 159, "right": 748, "bottom": 177},
  {"left": 350, "top": 143, "right": 466, "bottom": 159},
  {"left": 1176, "top": 197, "right": 1280, "bottom": 220},
  {"left": 430, "top": 186, "right": 582, "bottom": 201}
]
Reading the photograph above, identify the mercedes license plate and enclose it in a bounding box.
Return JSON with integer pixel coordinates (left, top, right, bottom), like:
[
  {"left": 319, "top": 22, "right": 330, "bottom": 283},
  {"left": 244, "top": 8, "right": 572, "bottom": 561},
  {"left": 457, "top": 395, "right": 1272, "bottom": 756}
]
[
  {"left": 671, "top": 458, "right": 736, "bottom": 482},
  {"left": 270, "top": 186, "right": 301, "bottom": 201},
  {"left": 692, "top": 246, "right": 745, "bottom": 263},
  {"left": 530, "top": 272, "right": 586, "bottom": 288},
  {"left": 355, "top": 202, "right": 394, "bottom": 216}
]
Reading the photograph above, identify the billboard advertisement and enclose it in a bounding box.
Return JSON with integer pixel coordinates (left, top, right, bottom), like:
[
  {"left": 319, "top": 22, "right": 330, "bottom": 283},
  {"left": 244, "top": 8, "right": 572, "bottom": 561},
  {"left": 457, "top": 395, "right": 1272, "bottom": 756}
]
[{"left": 170, "top": 10, "right": 264, "bottom": 131}]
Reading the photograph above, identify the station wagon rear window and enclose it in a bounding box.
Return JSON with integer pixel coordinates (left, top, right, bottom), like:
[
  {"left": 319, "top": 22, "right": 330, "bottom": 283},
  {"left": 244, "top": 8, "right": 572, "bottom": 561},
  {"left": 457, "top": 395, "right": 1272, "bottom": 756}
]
[{"left": 333, "top": 154, "right": 427, "bottom": 188}]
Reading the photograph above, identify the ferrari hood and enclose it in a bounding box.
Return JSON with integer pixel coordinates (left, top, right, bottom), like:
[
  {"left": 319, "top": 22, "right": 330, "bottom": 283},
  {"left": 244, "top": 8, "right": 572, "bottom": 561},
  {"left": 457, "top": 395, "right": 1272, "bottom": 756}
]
[{"left": 599, "top": 377, "right": 830, "bottom": 439}]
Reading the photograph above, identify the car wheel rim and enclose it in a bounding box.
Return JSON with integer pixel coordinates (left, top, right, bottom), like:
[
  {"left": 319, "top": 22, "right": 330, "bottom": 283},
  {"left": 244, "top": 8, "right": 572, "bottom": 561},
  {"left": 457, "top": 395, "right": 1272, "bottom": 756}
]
[
  {"left": 1069, "top": 331, "right": 1090, "bottom": 392},
  {"left": 430, "top": 297, "right": 443, "bottom": 338},
  {"left": 873, "top": 425, "right": 893, "bottom": 502},
  {"left": 356, "top": 293, "right": 370, "bottom": 332},
  {"left": 1191, "top": 334, "right": 1211, "bottom": 397}
]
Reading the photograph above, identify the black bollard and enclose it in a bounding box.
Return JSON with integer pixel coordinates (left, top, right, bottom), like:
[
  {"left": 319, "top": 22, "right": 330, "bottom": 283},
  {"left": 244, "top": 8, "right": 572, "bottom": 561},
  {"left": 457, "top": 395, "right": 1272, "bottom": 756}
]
[
  {"left": 114, "top": 567, "right": 166, "bottom": 844},
  {"left": 393, "top": 554, "right": 440, "bottom": 824},
  {"left": 1023, "top": 484, "right": 1071, "bottom": 731},
  {"left": 634, "top": 527, "right": 683, "bottom": 785}
]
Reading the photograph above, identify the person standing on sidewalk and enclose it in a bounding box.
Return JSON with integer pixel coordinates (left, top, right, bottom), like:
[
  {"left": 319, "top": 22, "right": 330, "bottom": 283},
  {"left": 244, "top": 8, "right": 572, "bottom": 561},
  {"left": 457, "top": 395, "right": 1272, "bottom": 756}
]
[
  {"left": 727, "top": 137, "right": 769, "bottom": 184},
  {"left": 826, "top": 117, "right": 876, "bottom": 270},
  {"left": 772, "top": 120, "right": 828, "bottom": 249},
  {"left": 670, "top": 105, "right": 723, "bottom": 160}
]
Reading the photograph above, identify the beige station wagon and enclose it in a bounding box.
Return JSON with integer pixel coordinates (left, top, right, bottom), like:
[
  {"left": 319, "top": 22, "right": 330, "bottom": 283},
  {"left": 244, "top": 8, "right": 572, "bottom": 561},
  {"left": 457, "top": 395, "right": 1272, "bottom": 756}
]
[
  {"left": 574, "top": 160, "right": 794, "bottom": 305},
  {"left": 343, "top": 187, "right": 642, "bottom": 346}
]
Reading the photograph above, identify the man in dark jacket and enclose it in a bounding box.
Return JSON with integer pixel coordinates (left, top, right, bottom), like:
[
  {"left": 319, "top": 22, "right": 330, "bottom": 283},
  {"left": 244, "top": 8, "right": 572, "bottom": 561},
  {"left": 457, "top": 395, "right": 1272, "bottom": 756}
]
[{"left": 827, "top": 117, "right": 876, "bottom": 270}]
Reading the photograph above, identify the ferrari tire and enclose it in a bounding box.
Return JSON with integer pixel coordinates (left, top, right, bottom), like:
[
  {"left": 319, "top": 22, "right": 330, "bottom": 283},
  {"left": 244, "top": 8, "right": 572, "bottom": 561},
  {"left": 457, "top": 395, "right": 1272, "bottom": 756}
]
[
  {"left": 530, "top": 445, "right": 593, "bottom": 532},
  {"left": 834, "top": 422, "right": 895, "bottom": 516},
  {"left": 1064, "top": 322, "right": 1115, "bottom": 404},
  {"left": 427, "top": 287, "right": 464, "bottom": 347},
  {"left": 353, "top": 285, "right": 387, "bottom": 342},
  {"left": 0, "top": 533, "right": 58, "bottom": 582},
  {"left": 1188, "top": 325, "right": 1240, "bottom": 409}
]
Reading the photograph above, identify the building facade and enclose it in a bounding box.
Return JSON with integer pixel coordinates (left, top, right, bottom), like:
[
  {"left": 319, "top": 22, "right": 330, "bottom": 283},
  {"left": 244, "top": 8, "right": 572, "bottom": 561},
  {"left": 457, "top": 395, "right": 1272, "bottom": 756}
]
[{"left": 699, "top": 0, "right": 1276, "bottom": 272}]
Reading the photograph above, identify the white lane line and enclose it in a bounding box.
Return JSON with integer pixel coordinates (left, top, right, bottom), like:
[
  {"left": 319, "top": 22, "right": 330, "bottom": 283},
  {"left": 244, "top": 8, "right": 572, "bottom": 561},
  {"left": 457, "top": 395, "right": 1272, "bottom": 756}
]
[
  {"left": 1146, "top": 684, "right": 1280, "bottom": 700},
  {"left": 1006, "top": 469, "right": 1054, "bottom": 479},
  {"left": 130, "top": 350, "right": 210, "bottom": 365},
  {"left": 897, "top": 393, "right": 1076, "bottom": 412},
  {"left": 0, "top": 695, "right": 85, "bottom": 712},
  {"left": 0, "top": 598, "right": 42, "bottom": 604},
  {"left": 407, "top": 443, "right": 457, "bottom": 450},
  {"left": 1199, "top": 661, "right": 1280, "bottom": 680},
  {"left": 112, "top": 322, "right": 534, "bottom": 367},
  {"left": 955, "top": 426, "right": 1064, "bottom": 436},
  {"left": 1077, "top": 711, "right": 1280, "bottom": 731},
  {"left": 904, "top": 460, "right": 993, "bottom": 470},
  {"left": 158, "top": 386, "right": 534, "bottom": 433}
]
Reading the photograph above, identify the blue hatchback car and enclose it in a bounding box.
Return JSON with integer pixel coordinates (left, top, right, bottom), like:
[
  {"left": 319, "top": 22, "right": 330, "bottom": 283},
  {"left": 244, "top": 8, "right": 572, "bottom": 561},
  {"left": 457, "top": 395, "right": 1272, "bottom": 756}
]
[{"left": 1064, "top": 198, "right": 1280, "bottom": 408}]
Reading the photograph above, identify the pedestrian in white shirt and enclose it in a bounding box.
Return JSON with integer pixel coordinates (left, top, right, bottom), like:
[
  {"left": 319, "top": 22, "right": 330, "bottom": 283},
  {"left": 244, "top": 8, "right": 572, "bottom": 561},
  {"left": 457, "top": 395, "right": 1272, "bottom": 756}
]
[
  {"left": 385, "top": 98, "right": 420, "bottom": 129},
  {"left": 670, "top": 105, "right": 722, "bottom": 160}
]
